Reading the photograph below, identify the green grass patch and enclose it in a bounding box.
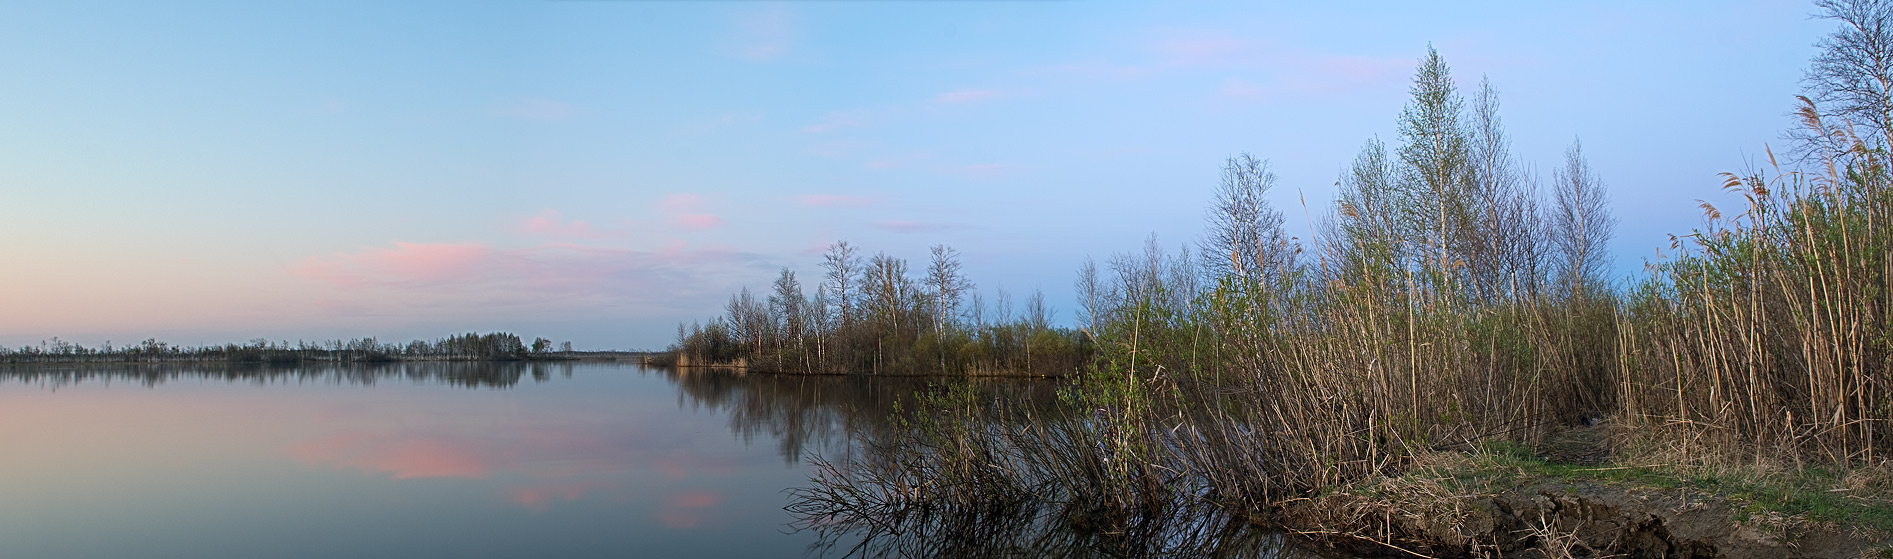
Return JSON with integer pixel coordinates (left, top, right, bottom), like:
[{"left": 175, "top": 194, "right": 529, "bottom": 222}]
[{"left": 1407, "top": 442, "right": 1893, "bottom": 535}]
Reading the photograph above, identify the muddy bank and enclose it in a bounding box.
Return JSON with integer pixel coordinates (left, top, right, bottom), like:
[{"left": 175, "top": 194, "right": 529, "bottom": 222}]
[{"left": 1281, "top": 479, "right": 1885, "bottom": 558}]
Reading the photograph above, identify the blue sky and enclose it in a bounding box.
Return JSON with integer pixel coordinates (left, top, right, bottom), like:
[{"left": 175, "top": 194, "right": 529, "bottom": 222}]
[{"left": 0, "top": 1, "right": 1835, "bottom": 349}]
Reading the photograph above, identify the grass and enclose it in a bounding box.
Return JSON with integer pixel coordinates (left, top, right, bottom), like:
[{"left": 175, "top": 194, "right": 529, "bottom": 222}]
[{"left": 1410, "top": 439, "right": 1893, "bottom": 538}]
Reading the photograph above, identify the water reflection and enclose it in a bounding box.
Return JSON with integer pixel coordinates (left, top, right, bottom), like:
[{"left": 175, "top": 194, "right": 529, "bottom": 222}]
[
  {"left": 0, "top": 360, "right": 578, "bottom": 389},
  {"left": 0, "top": 362, "right": 808, "bottom": 558},
  {"left": 793, "top": 493, "right": 1313, "bottom": 559},
  {"left": 0, "top": 363, "right": 1332, "bottom": 558},
  {"left": 653, "top": 368, "right": 1061, "bottom": 465}
]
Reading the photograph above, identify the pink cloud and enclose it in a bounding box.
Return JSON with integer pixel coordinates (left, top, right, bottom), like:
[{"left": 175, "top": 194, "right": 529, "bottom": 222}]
[
  {"left": 292, "top": 242, "right": 489, "bottom": 288},
  {"left": 656, "top": 194, "right": 725, "bottom": 230},
  {"left": 657, "top": 490, "right": 724, "bottom": 528},
  {"left": 944, "top": 163, "right": 1011, "bottom": 180},
  {"left": 517, "top": 210, "right": 618, "bottom": 239},
  {"left": 672, "top": 214, "right": 724, "bottom": 229},
  {"left": 288, "top": 434, "right": 492, "bottom": 479},
  {"left": 795, "top": 194, "right": 881, "bottom": 208},
  {"left": 660, "top": 193, "right": 704, "bottom": 212},
  {"left": 671, "top": 491, "right": 722, "bottom": 508},
  {"left": 935, "top": 89, "right": 1002, "bottom": 104},
  {"left": 509, "top": 481, "right": 621, "bottom": 513},
  {"left": 289, "top": 241, "right": 770, "bottom": 317}
]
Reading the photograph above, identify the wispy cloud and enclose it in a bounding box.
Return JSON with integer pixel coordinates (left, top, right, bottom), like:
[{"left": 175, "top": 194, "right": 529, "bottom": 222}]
[
  {"left": 289, "top": 433, "right": 492, "bottom": 480},
  {"left": 656, "top": 194, "right": 725, "bottom": 230},
  {"left": 728, "top": 5, "right": 797, "bottom": 62},
  {"left": 510, "top": 481, "right": 622, "bottom": 514},
  {"left": 672, "top": 214, "right": 725, "bottom": 229},
  {"left": 288, "top": 404, "right": 746, "bottom": 517},
  {"left": 517, "top": 210, "right": 620, "bottom": 239},
  {"left": 801, "top": 110, "right": 872, "bottom": 134},
  {"left": 660, "top": 193, "right": 705, "bottom": 212},
  {"left": 289, "top": 241, "right": 769, "bottom": 317},
  {"left": 294, "top": 242, "right": 491, "bottom": 288},
  {"left": 658, "top": 490, "right": 724, "bottom": 528},
  {"left": 795, "top": 194, "right": 882, "bottom": 208},
  {"left": 942, "top": 163, "right": 1011, "bottom": 180},
  {"left": 1027, "top": 31, "right": 1409, "bottom": 96}
]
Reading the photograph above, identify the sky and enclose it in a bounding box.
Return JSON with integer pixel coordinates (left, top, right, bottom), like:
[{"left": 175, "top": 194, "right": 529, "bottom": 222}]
[{"left": 0, "top": 0, "right": 1839, "bottom": 350}]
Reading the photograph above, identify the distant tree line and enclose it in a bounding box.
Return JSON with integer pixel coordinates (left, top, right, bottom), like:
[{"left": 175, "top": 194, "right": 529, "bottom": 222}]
[
  {"left": 660, "top": 243, "right": 1088, "bottom": 376},
  {"left": 0, "top": 332, "right": 578, "bottom": 364},
  {"left": 0, "top": 360, "right": 581, "bottom": 389}
]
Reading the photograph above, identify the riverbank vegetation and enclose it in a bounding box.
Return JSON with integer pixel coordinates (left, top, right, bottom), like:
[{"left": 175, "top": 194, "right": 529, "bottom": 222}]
[
  {"left": 658, "top": 243, "right": 1088, "bottom": 376},
  {"left": 778, "top": 2, "right": 1893, "bottom": 556},
  {"left": 0, "top": 332, "right": 581, "bottom": 364}
]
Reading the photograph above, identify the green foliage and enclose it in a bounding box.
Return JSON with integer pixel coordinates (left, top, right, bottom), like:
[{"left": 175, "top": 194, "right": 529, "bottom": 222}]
[
  {"left": 671, "top": 255, "right": 1091, "bottom": 376},
  {"left": 801, "top": 35, "right": 1893, "bottom": 546},
  {"left": 1450, "top": 441, "right": 1893, "bottom": 534}
]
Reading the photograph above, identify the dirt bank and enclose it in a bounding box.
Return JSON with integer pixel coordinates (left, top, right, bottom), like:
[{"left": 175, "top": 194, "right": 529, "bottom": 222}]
[{"left": 1283, "top": 475, "right": 1890, "bottom": 558}]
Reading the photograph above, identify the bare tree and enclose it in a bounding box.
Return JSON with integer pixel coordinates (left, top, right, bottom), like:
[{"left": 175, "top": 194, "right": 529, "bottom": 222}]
[
  {"left": 725, "top": 287, "right": 768, "bottom": 357},
  {"left": 970, "top": 290, "right": 988, "bottom": 331},
  {"left": 1797, "top": 0, "right": 1893, "bottom": 157},
  {"left": 1550, "top": 139, "right": 1616, "bottom": 298},
  {"left": 1202, "top": 154, "right": 1294, "bottom": 288},
  {"left": 861, "top": 252, "right": 914, "bottom": 332},
  {"left": 926, "top": 244, "right": 974, "bottom": 335},
  {"left": 1025, "top": 289, "right": 1051, "bottom": 332},
  {"left": 769, "top": 267, "right": 806, "bottom": 354},
  {"left": 821, "top": 241, "right": 861, "bottom": 326},
  {"left": 1466, "top": 76, "right": 1543, "bottom": 302},
  {"left": 1074, "top": 257, "right": 1103, "bottom": 337},
  {"left": 994, "top": 287, "right": 1013, "bottom": 326}
]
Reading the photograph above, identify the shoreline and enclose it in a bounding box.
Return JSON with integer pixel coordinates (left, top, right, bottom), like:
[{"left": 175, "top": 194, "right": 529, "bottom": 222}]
[
  {"left": 1275, "top": 428, "right": 1892, "bottom": 559},
  {"left": 0, "top": 351, "right": 659, "bottom": 366}
]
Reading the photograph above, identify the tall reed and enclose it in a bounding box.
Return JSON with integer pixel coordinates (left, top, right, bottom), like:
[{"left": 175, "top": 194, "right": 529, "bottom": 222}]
[{"left": 1619, "top": 106, "right": 1891, "bottom": 466}]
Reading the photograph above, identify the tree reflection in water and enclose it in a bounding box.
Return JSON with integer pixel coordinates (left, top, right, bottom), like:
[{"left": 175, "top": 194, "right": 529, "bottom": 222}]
[
  {"left": 0, "top": 363, "right": 1333, "bottom": 557},
  {"left": 659, "top": 373, "right": 1334, "bottom": 559},
  {"left": 649, "top": 367, "right": 1060, "bottom": 467},
  {"left": 790, "top": 450, "right": 1317, "bottom": 558},
  {"left": 0, "top": 361, "right": 578, "bottom": 390}
]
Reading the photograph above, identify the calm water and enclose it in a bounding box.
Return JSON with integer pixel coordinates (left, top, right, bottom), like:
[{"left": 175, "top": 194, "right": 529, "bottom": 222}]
[{"left": 0, "top": 362, "right": 1331, "bottom": 558}]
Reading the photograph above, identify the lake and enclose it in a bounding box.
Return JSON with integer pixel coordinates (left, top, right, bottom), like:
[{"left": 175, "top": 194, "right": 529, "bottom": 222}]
[{"left": 0, "top": 361, "right": 1334, "bottom": 558}]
